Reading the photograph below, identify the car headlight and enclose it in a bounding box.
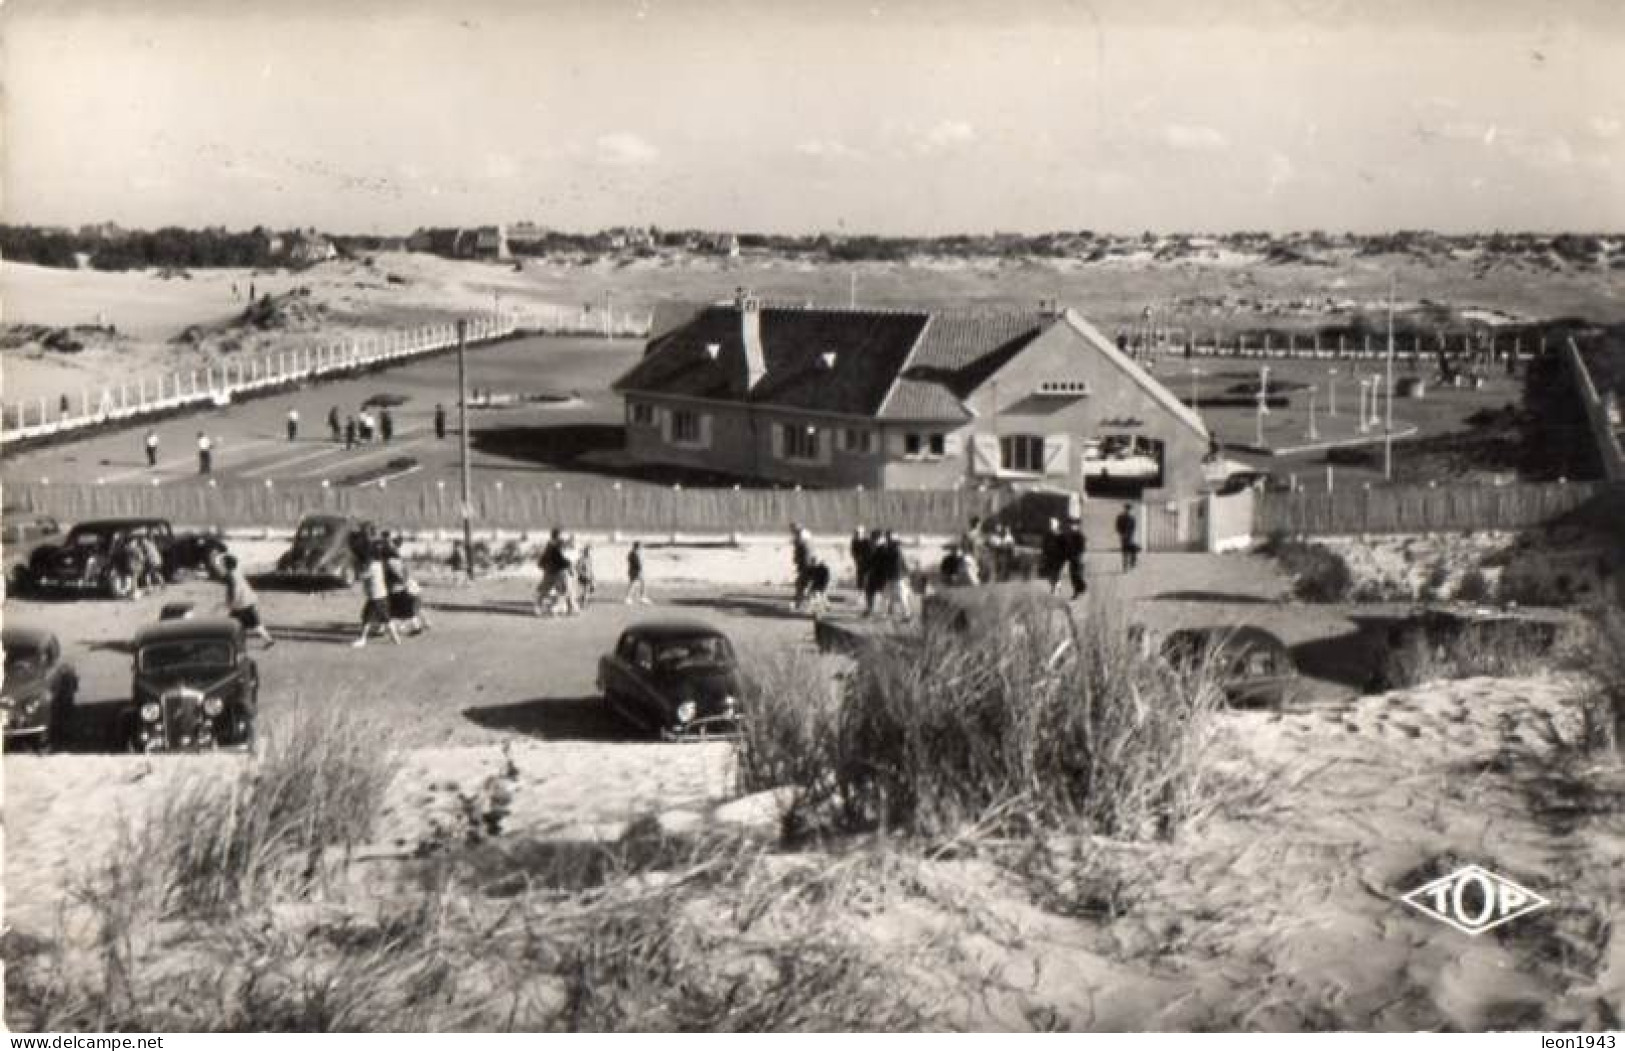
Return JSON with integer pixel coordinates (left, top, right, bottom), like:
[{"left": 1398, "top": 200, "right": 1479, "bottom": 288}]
[
  {"left": 723, "top": 694, "right": 738, "bottom": 712},
  {"left": 675, "top": 700, "right": 698, "bottom": 724},
  {"left": 140, "top": 701, "right": 161, "bottom": 722},
  {"left": 203, "top": 696, "right": 224, "bottom": 717}
]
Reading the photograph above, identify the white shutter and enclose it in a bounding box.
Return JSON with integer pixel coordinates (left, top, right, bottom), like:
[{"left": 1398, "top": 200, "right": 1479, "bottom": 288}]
[
  {"left": 1042, "top": 435, "right": 1071, "bottom": 476},
  {"left": 816, "top": 427, "right": 832, "bottom": 465},
  {"left": 941, "top": 432, "right": 962, "bottom": 457},
  {"left": 891, "top": 431, "right": 912, "bottom": 457},
  {"left": 970, "top": 434, "right": 1000, "bottom": 476},
  {"left": 771, "top": 422, "right": 786, "bottom": 460},
  {"left": 698, "top": 413, "right": 713, "bottom": 449}
]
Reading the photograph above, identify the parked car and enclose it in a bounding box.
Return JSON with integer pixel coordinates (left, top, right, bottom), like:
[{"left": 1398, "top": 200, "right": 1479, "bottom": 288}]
[
  {"left": 125, "top": 618, "right": 259, "bottom": 752},
  {"left": 4, "top": 507, "right": 65, "bottom": 594},
  {"left": 1159, "top": 625, "right": 1300, "bottom": 707},
  {"left": 265, "top": 514, "right": 372, "bottom": 588},
  {"left": 22, "top": 518, "right": 225, "bottom": 597},
  {"left": 597, "top": 620, "right": 744, "bottom": 740},
  {"left": 1, "top": 625, "right": 78, "bottom": 752}
]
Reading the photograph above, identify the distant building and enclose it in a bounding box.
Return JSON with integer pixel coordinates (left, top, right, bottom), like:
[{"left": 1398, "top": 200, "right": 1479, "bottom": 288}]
[
  {"left": 285, "top": 230, "right": 338, "bottom": 264},
  {"left": 507, "top": 222, "right": 549, "bottom": 245},
  {"left": 712, "top": 232, "right": 741, "bottom": 258},
  {"left": 613, "top": 291, "right": 1212, "bottom": 494}
]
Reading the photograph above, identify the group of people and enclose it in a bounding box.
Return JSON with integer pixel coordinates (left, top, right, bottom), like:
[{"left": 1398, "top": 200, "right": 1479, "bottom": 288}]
[
  {"left": 110, "top": 531, "right": 170, "bottom": 599},
  {"left": 325, "top": 405, "right": 396, "bottom": 449},
  {"left": 532, "top": 529, "right": 652, "bottom": 616},
  {"left": 352, "top": 529, "right": 431, "bottom": 647}
]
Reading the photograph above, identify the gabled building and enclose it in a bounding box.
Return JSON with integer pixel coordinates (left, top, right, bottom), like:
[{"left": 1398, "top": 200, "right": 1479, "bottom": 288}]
[{"left": 612, "top": 291, "right": 1212, "bottom": 494}]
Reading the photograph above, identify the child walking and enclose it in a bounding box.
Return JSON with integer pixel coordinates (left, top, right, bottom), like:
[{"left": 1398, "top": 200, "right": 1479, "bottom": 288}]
[{"left": 352, "top": 553, "right": 401, "bottom": 648}]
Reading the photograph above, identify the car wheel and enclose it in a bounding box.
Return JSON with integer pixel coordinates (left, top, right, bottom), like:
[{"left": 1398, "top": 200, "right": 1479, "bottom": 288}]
[{"left": 8, "top": 564, "right": 33, "bottom": 596}]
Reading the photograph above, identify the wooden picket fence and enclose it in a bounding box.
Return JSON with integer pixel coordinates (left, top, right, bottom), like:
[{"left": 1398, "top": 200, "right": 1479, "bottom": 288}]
[{"left": 1255, "top": 480, "right": 1613, "bottom": 536}]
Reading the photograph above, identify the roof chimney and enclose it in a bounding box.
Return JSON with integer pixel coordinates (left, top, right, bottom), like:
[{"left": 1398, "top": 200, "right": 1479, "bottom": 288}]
[{"left": 736, "top": 288, "right": 767, "bottom": 391}]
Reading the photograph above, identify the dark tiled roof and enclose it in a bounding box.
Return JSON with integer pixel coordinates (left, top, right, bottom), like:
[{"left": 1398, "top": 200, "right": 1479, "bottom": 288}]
[
  {"left": 615, "top": 305, "right": 930, "bottom": 416},
  {"left": 616, "top": 304, "right": 1049, "bottom": 421}
]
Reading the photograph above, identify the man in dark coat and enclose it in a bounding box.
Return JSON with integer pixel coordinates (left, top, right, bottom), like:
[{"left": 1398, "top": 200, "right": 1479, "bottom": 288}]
[
  {"left": 1115, "top": 504, "right": 1139, "bottom": 571},
  {"left": 849, "top": 526, "right": 871, "bottom": 590},
  {"left": 861, "top": 528, "right": 886, "bottom": 616},
  {"left": 1064, "top": 517, "right": 1088, "bottom": 600},
  {"left": 1039, "top": 518, "right": 1066, "bottom": 596}
]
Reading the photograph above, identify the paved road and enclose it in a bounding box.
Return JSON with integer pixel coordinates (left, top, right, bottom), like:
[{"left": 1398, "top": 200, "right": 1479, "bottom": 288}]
[{"left": 2, "top": 335, "right": 644, "bottom": 489}]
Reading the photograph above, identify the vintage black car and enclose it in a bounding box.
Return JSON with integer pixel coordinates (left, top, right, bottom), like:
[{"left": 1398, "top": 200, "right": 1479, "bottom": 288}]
[
  {"left": 265, "top": 514, "right": 372, "bottom": 588},
  {"left": 3, "top": 508, "right": 64, "bottom": 596},
  {"left": 1159, "top": 625, "right": 1300, "bottom": 708},
  {"left": 814, "top": 581, "right": 1071, "bottom": 657},
  {"left": 1, "top": 625, "right": 78, "bottom": 752},
  {"left": 22, "top": 518, "right": 226, "bottom": 597},
  {"left": 126, "top": 618, "right": 259, "bottom": 752},
  {"left": 597, "top": 620, "right": 744, "bottom": 740}
]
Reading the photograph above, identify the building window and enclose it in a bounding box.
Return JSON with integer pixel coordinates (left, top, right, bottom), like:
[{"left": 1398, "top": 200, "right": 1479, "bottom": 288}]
[
  {"left": 784, "top": 425, "right": 821, "bottom": 461},
  {"left": 841, "top": 427, "right": 873, "bottom": 454},
  {"left": 629, "top": 402, "right": 655, "bottom": 427},
  {"left": 671, "top": 410, "right": 701, "bottom": 444},
  {"left": 1000, "top": 434, "right": 1046, "bottom": 473},
  {"left": 902, "top": 432, "right": 945, "bottom": 459}
]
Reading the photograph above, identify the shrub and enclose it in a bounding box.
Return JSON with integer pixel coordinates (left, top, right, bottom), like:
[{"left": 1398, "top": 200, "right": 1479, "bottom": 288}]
[
  {"left": 1258, "top": 536, "right": 1353, "bottom": 602},
  {"left": 740, "top": 604, "right": 1224, "bottom": 840}
]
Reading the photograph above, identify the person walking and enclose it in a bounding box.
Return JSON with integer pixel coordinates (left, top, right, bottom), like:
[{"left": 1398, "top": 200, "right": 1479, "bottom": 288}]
[
  {"left": 384, "top": 543, "right": 430, "bottom": 635},
  {"left": 1064, "top": 517, "right": 1088, "bottom": 600},
  {"left": 139, "top": 533, "right": 167, "bottom": 592},
  {"left": 849, "top": 526, "right": 871, "bottom": 590},
  {"left": 556, "top": 533, "right": 581, "bottom": 616},
  {"left": 861, "top": 528, "right": 885, "bottom": 616},
  {"left": 344, "top": 416, "right": 357, "bottom": 450},
  {"left": 790, "top": 523, "right": 812, "bottom": 611},
  {"left": 352, "top": 552, "right": 401, "bottom": 647},
  {"left": 534, "top": 528, "right": 565, "bottom": 617},
  {"left": 880, "top": 531, "right": 912, "bottom": 619},
  {"left": 380, "top": 408, "right": 395, "bottom": 443},
  {"left": 434, "top": 403, "right": 447, "bottom": 440},
  {"left": 144, "top": 429, "right": 159, "bottom": 469},
  {"left": 1115, "top": 503, "right": 1140, "bottom": 572},
  {"left": 328, "top": 406, "right": 342, "bottom": 442},
  {"left": 576, "top": 543, "right": 596, "bottom": 607},
  {"left": 221, "top": 554, "right": 274, "bottom": 648},
  {"left": 196, "top": 432, "right": 213, "bottom": 475},
  {"left": 358, "top": 410, "right": 375, "bottom": 443},
  {"left": 1040, "top": 517, "right": 1066, "bottom": 596},
  {"left": 990, "top": 524, "right": 1016, "bottom": 581},
  {"left": 115, "top": 534, "right": 145, "bottom": 600},
  {"left": 625, "top": 540, "right": 650, "bottom": 604},
  {"left": 286, "top": 408, "right": 300, "bottom": 442}
]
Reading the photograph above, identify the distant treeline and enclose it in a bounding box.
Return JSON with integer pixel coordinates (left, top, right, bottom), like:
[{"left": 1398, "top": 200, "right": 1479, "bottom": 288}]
[
  {"left": 3, "top": 223, "right": 1617, "bottom": 270},
  {"left": 0, "top": 225, "right": 309, "bottom": 271}
]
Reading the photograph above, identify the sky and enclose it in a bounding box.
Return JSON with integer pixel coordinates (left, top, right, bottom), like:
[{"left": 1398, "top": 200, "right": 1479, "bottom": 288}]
[{"left": 2, "top": 0, "right": 1622, "bottom": 235}]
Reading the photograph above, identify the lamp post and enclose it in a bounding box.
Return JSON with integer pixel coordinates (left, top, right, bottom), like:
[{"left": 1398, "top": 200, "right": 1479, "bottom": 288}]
[
  {"left": 1357, "top": 379, "right": 1371, "bottom": 434},
  {"left": 1307, "top": 387, "right": 1319, "bottom": 440},
  {"left": 1328, "top": 367, "right": 1338, "bottom": 416}
]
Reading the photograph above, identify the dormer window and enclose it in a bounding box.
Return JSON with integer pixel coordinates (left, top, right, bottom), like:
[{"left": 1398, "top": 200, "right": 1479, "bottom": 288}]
[
  {"left": 1036, "top": 380, "right": 1091, "bottom": 397},
  {"left": 705, "top": 343, "right": 721, "bottom": 360},
  {"left": 820, "top": 351, "right": 837, "bottom": 369}
]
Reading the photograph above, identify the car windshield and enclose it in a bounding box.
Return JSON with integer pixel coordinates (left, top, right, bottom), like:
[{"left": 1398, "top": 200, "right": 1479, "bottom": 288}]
[
  {"left": 67, "top": 529, "right": 110, "bottom": 547},
  {"left": 4, "top": 645, "right": 43, "bottom": 676},
  {"left": 140, "top": 640, "right": 233, "bottom": 672},
  {"left": 297, "top": 521, "right": 337, "bottom": 540},
  {"left": 653, "top": 636, "right": 733, "bottom": 670}
]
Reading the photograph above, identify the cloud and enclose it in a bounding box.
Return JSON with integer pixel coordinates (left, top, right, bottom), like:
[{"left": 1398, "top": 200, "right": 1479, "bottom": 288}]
[
  {"left": 1589, "top": 115, "right": 1621, "bottom": 139},
  {"left": 917, "top": 119, "right": 975, "bottom": 152},
  {"left": 595, "top": 132, "right": 659, "bottom": 167},
  {"left": 795, "top": 138, "right": 863, "bottom": 160},
  {"left": 1161, "top": 124, "right": 1228, "bottom": 151}
]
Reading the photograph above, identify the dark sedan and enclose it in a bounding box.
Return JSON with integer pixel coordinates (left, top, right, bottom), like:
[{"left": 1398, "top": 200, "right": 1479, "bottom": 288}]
[
  {"left": 126, "top": 618, "right": 259, "bottom": 752},
  {"left": 1, "top": 626, "right": 78, "bottom": 751},
  {"left": 265, "top": 514, "right": 372, "bottom": 588},
  {"left": 1160, "top": 625, "right": 1300, "bottom": 708},
  {"left": 597, "top": 620, "right": 744, "bottom": 740}
]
